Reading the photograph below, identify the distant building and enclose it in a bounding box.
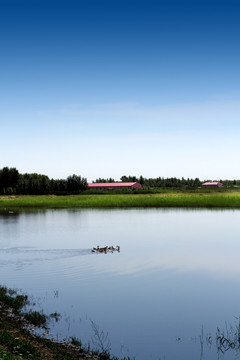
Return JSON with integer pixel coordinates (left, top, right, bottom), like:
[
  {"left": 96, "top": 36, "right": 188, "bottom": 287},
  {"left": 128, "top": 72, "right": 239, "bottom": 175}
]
[
  {"left": 88, "top": 182, "right": 142, "bottom": 190},
  {"left": 202, "top": 182, "right": 223, "bottom": 188}
]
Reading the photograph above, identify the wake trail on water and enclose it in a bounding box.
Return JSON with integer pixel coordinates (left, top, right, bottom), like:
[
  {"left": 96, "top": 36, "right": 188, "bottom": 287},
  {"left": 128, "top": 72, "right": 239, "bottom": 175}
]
[{"left": 0, "top": 247, "right": 93, "bottom": 267}]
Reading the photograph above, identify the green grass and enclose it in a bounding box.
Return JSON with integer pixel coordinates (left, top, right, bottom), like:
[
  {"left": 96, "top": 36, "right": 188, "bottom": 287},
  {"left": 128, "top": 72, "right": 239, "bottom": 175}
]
[
  {"left": 0, "top": 348, "right": 23, "bottom": 359},
  {"left": 22, "top": 311, "right": 47, "bottom": 328},
  {"left": 0, "top": 287, "right": 28, "bottom": 314},
  {"left": 0, "top": 331, "right": 39, "bottom": 359},
  {"left": 1, "top": 191, "right": 240, "bottom": 209}
]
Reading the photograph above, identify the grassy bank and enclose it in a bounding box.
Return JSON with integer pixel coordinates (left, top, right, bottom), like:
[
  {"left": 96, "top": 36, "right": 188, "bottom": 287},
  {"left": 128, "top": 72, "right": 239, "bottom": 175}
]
[
  {"left": 0, "top": 286, "right": 132, "bottom": 360},
  {"left": 0, "top": 286, "right": 91, "bottom": 360},
  {"left": 1, "top": 191, "right": 240, "bottom": 209}
]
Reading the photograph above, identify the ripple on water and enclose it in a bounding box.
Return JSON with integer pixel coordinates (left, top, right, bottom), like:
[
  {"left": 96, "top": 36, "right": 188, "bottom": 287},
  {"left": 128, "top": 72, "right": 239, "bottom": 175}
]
[{"left": 0, "top": 247, "right": 100, "bottom": 282}]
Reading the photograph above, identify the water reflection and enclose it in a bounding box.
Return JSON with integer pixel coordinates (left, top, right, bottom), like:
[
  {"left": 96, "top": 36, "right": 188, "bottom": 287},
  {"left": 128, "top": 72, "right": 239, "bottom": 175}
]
[
  {"left": 192, "top": 320, "right": 240, "bottom": 360},
  {"left": 1, "top": 208, "right": 240, "bottom": 359},
  {"left": 1, "top": 208, "right": 240, "bottom": 279}
]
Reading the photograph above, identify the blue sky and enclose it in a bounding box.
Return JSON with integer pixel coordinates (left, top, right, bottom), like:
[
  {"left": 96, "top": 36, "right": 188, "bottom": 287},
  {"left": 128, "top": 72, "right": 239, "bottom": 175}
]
[{"left": 1, "top": 0, "right": 240, "bottom": 181}]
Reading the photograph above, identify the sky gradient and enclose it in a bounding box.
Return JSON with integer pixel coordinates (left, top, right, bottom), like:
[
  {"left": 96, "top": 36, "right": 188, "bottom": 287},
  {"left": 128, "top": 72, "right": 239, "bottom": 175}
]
[{"left": 1, "top": 0, "right": 240, "bottom": 181}]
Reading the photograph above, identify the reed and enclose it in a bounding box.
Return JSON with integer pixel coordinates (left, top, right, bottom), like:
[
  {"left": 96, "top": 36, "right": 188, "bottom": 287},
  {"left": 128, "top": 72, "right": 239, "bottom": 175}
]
[{"left": 1, "top": 192, "right": 240, "bottom": 209}]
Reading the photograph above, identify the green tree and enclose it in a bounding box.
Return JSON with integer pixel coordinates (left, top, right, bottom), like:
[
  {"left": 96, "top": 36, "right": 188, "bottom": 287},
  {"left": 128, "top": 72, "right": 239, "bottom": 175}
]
[
  {"left": 66, "top": 174, "right": 87, "bottom": 193},
  {"left": 0, "top": 167, "right": 19, "bottom": 194}
]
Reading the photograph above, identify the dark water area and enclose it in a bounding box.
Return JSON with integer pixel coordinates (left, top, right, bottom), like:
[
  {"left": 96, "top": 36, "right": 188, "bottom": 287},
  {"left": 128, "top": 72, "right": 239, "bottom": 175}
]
[{"left": 0, "top": 208, "right": 240, "bottom": 360}]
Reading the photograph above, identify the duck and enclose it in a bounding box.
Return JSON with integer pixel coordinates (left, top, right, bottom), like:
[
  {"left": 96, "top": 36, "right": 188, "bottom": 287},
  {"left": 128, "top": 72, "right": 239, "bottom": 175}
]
[
  {"left": 91, "top": 246, "right": 100, "bottom": 253},
  {"left": 91, "top": 245, "right": 120, "bottom": 253},
  {"left": 112, "top": 246, "right": 120, "bottom": 252}
]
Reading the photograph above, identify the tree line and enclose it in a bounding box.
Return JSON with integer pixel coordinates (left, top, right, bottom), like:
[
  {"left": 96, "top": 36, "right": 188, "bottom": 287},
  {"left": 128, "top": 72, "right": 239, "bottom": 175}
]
[
  {"left": 1, "top": 167, "right": 239, "bottom": 195},
  {"left": 120, "top": 175, "right": 202, "bottom": 188},
  {"left": 0, "top": 167, "right": 88, "bottom": 195},
  {"left": 94, "top": 175, "right": 240, "bottom": 188},
  {"left": 94, "top": 175, "right": 202, "bottom": 187}
]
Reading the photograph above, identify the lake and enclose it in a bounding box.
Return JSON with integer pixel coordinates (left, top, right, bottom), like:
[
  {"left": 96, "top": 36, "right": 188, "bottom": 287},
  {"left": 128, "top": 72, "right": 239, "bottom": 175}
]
[{"left": 0, "top": 208, "right": 240, "bottom": 360}]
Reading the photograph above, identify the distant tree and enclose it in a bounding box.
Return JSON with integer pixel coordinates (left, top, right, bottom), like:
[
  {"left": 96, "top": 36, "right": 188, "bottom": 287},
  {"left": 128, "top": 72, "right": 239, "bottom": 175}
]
[
  {"left": 139, "top": 175, "right": 144, "bottom": 185},
  {"left": 66, "top": 174, "right": 87, "bottom": 193},
  {"left": 0, "top": 167, "right": 19, "bottom": 194},
  {"left": 94, "top": 178, "right": 115, "bottom": 183},
  {"left": 107, "top": 177, "right": 115, "bottom": 183},
  {"left": 120, "top": 175, "right": 137, "bottom": 182},
  {"left": 193, "top": 178, "right": 201, "bottom": 187},
  {"left": 94, "top": 178, "right": 107, "bottom": 183},
  {"left": 120, "top": 175, "right": 128, "bottom": 182}
]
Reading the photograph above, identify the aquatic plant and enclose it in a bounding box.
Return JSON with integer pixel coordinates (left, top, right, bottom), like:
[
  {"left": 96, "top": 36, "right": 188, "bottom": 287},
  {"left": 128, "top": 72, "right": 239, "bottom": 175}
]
[
  {"left": 23, "top": 310, "right": 48, "bottom": 327},
  {"left": 0, "top": 286, "right": 28, "bottom": 314},
  {"left": 49, "top": 311, "right": 61, "bottom": 322},
  {"left": 70, "top": 336, "right": 82, "bottom": 347},
  {"left": 215, "top": 318, "right": 240, "bottom": 354},
  {"left": 91, "top": 319, "right": 111, "bottom": 353},
  {"left": 195, "top": 319, "right": 240, "bottom": 358}
]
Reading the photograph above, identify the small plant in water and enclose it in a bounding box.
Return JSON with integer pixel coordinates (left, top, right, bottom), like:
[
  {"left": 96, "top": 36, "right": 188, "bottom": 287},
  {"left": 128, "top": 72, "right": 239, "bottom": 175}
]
[
  {"left": 91, "top": 319, "right": 111, "bottom": 354},
  {"left": 197, "top": 317, "right": 240, "bottom": 356},
  {"left": 23, "top": 310, "right": 48, "bottom": 327},
  {"left": 0, "top": 286, "right": 29, "bottom": 313},
  {"left": 70, "top": 336, "right": 82, "bottom": 347},
  {"left": 215, "top": 318, "right": 240, "bottom": 354},
  {"left": 49, "top": 311, "right": 61, "bottom": 322}
]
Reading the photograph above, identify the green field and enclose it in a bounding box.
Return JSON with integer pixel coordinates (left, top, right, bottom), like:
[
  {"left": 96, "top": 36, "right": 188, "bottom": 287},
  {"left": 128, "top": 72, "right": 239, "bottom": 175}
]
[{"left": 1, "top": 190, "right": 240, "bottom": 209}]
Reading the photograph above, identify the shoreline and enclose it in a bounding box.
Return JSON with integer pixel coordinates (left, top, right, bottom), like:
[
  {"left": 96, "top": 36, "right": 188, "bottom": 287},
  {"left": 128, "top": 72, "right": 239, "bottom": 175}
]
[
  {"left": 0, "top": 287, "right": 100, "bottom": 360},
  {"left": 1, "top": 192, "right": 240, "bottom": 209},
  {"left": 0, "top": 285, "right": 129, "bottom": 360}
]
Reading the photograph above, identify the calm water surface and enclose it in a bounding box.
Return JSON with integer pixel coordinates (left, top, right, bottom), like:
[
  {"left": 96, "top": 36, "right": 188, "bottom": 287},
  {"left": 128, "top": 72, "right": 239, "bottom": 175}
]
[{"left": 1, "top": 208, "right": 240, "bottom": 360}]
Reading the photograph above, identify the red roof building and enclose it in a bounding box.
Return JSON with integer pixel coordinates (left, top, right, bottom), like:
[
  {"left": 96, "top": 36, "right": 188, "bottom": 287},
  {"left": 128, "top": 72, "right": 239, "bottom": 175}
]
[
  {"left": 88, "top": 182, "right": 141, "bottom": 190},
  {"left": 202, "top": 182, "right": 223, "bottom": 187}
]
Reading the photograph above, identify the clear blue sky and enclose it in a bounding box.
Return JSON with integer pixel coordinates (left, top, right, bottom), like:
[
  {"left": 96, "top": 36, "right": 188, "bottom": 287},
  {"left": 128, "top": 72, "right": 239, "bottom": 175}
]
[{"left": 1, "top": 0, "right": 240, "bottom": 181}]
